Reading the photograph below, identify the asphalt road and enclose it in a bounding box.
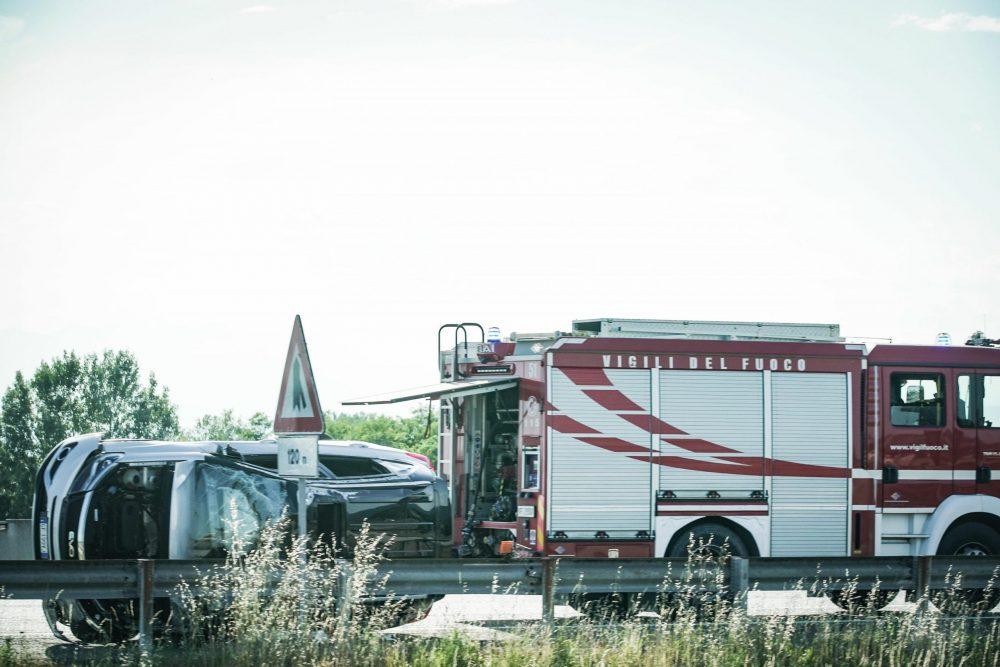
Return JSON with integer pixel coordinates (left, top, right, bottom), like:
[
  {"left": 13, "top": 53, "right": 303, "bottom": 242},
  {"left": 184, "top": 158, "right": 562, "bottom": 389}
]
[{"left": 0, "top": 600, "right": 79, "bottom": 664}]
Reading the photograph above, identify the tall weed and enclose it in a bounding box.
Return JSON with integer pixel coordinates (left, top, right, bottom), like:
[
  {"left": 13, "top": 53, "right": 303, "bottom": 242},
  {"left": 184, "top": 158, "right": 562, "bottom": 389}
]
[{"left": 147, "top": 518, "right": 1000, "bottom": 666}]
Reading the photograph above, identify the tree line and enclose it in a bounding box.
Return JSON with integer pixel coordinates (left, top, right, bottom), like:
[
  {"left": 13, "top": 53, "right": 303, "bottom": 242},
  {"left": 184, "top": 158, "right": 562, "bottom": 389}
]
[{"left": 0, "top": 350, "right": 437, "bottom": 518}]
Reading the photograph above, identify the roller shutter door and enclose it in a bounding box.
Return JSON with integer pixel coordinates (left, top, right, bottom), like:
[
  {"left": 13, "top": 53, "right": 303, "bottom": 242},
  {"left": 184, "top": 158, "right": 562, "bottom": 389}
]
[
  {"left": 770, "top": 373, "right": 849, "bottom": 556},
  {"left": 659, "top": 371, "right": 764, "bottom": 493},
  {"left": 548, "top": 369, "right": 651, "bottom": 534}
]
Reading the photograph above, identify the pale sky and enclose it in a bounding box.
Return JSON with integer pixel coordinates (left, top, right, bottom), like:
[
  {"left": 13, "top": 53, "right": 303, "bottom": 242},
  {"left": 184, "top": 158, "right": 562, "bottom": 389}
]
[{"left": 0, "top": 1, "right": 997, "bottom": 426}]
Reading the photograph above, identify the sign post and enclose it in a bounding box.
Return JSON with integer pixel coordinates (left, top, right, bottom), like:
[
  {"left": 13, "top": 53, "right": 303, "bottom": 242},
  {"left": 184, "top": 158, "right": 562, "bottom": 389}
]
[{"left": 273, "top": 315, "right": 325, "bottom": 546}]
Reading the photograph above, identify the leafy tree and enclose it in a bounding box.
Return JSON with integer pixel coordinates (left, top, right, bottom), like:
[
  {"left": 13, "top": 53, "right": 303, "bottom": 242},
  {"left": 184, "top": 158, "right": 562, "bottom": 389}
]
[
  {"left": 324, "top": 405, "right": 438, "bottom": 465},
  {"left": 184, "top": 410, "right": 272, "bottom": 441},
  {"left": 0, "top": 350, "right": 178, "bottom": 518},
  {"left": 183, "top": 407, "right": 439, "bottom": 462},
  {"left": 0, "top": 373, "right": 40, "bottom": 520}
]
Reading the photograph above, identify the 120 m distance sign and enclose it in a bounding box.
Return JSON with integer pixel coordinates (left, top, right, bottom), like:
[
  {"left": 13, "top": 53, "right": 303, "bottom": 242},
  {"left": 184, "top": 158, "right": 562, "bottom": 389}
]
[{"left": 277, "top": 434, "right": 319, "bottom": 478}]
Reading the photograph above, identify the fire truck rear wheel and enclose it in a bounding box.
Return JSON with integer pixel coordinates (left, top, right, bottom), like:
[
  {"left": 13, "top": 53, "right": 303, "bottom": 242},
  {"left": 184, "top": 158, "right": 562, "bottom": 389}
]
[
  {"left": 666, "top": 522, "right": 753, "bottom": 560},
  {"left": 933, "top": 521, "right": 1000, "bottom": 613}
]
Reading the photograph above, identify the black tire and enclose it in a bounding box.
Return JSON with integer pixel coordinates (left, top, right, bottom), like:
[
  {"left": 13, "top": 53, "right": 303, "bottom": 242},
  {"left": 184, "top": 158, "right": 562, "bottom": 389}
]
[
  {"left": 936, "top": 522, "right": 1000, "bottom": 557},
  {"left": 934, "top": 522, "right": 1000, "bottom": 613},
  {"left": 667, "top": 522, "right": 753, "bottom": 560},
  {"left": 76, "top": 599, "right": 135, "bottom": 644},
  {"left": 664, "top": 523, "right": 753, "bottom": 615},
  {"left": 69, "top": 618, "right": 106, "bottom": 644}
]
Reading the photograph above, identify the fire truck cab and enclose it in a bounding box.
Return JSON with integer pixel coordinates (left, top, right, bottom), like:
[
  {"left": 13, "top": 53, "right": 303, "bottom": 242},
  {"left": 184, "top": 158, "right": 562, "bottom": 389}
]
[{"left": 345, "top": 319, "right": 1000, "bottom": 561}]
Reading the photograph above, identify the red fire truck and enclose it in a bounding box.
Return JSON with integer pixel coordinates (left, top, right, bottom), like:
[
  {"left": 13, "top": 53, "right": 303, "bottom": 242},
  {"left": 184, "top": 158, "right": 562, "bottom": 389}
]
[{"left": 345, "top": 319, "right": 1000, "bottom": 561}]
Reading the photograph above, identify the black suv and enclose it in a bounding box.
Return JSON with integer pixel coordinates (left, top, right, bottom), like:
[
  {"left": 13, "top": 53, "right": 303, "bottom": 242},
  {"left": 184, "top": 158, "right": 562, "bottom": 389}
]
[{"left": 33, "top": 433, "right": 451, "bottom": 642}]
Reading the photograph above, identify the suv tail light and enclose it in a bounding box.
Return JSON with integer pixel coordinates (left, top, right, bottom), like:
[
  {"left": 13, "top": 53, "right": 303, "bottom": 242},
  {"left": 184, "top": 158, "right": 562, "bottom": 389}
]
[{"left": 405, "top": 452, "right": 433, "bottom": 469}]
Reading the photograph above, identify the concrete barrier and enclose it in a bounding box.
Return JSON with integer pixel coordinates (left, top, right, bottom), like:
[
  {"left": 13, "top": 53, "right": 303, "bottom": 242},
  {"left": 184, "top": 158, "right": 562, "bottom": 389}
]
[{"left": 0, "top": 520, "right": 33, "bottom": 561}]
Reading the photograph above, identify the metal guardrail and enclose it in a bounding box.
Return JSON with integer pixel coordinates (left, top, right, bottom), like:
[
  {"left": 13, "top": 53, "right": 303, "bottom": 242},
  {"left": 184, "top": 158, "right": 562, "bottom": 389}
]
[{"left": 2, "top": 556, "right": 999, "bottom": 647}]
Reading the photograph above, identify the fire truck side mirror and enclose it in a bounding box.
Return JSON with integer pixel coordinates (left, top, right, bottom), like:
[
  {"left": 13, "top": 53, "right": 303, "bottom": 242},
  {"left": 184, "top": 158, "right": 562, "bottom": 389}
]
[{"left": 882, "top": 466, "right": 899, "bottom": 485}]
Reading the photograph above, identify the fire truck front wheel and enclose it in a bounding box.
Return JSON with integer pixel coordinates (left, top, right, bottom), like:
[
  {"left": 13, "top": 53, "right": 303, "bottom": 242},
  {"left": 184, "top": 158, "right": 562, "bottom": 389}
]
[
  {"left": 933, "top": 521, "right": 1000, "bottom": 613},
  {"left": 666, "top": 522, "right": 754, "bottom": 560},
  {"left": 936, "top": 521, "right": 1000, "bottom": 557}
]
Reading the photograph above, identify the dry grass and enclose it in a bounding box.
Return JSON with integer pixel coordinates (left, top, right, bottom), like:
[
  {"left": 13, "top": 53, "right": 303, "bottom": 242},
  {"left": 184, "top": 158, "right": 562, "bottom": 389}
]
[
  {"left": 135, "top": 523, "right": 1000, "bottom": 666},
  {"left": 153, "top": 610, "right": 999, "bottom": 667}
]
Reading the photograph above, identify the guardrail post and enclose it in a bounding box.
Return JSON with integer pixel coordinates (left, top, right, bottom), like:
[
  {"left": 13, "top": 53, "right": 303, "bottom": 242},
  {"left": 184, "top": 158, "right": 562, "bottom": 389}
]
[
  {"left": 728, "top": 556, "right": 749, "bottom": 610},
  {"left": 137, "top": 559, "right": 154, "bottom": 652},
  {"left": 914, "top": 555, "right": 932, "bottom": 610},
  {"left": 542, "top": 558, "right": 555, "bottom": 624}
]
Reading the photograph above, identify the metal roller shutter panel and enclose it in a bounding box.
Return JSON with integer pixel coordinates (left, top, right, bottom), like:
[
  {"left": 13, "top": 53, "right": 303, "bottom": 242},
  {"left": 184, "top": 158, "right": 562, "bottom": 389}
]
[
  {"left": 659, "top": 371, "right": 764, "bottom": 492},
  {"left": 549, "top": 369, "right": 651, "bottom": 533},
  {"left": 548, "top": 433, "right": 652, "bottom": 531},
  {"left": 770, "top": 373, "right": 849, "bottom": 556},
  {"left": 552, "top": 370, "right": 652, "bottom": 444}
]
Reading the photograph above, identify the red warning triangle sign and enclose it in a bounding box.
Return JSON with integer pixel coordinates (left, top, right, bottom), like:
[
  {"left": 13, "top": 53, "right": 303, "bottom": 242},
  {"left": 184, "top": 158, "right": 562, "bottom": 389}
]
[{"left": 273, "top": 315, "right": 325, "bottom": 434}]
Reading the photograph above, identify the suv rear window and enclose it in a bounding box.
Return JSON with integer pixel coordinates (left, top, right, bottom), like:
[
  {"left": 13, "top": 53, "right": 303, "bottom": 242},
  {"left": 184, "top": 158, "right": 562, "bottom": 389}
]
[{"left": 320, "top": 456, "right": 389, "bottom": 478}]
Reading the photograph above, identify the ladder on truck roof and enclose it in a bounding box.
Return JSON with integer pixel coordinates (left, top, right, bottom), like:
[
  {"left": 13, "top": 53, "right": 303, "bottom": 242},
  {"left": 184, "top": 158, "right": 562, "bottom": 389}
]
[
  {"left": 573, "top": 318, "right": 842, "bottom": 343},
  {"left": 437, "top": 323, "right": 486, "bottom": 381}
]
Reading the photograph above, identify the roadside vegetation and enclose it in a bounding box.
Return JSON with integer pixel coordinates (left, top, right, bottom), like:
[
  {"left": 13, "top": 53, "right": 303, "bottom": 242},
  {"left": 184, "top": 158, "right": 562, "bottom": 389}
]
[
  {"left": 322, "top": 408, "right": 438, "bottom": 466},
  {"left": 156, "top": 610, "right": 999, "bottom": 667},
  {"left": 183, "top": 407, "right": 438, "bottom": 463},
  {"left": 0, "top": 350, "right": 177, "bottom": 519},
  {"left": 55, "top": 519, "right": 1000, "bottom": 666},
  {"left": 8, "top": 614, "right": 999, "bottom": 667},
  {"left": 1, "top": 515, "right": 997, "bottom": 666}
]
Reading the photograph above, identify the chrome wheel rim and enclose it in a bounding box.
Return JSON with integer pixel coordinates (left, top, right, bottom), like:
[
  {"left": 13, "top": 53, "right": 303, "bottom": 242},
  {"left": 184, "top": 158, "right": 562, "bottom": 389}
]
[{"left": 955, "top": 542, "right": 989, "bottom": 556}]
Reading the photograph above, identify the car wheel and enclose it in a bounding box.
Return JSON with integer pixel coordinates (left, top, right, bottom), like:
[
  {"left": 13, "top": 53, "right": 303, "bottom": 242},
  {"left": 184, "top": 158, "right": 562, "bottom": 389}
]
[{"left": 69, "top": 618, "right": 106, "bottom": 644}]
